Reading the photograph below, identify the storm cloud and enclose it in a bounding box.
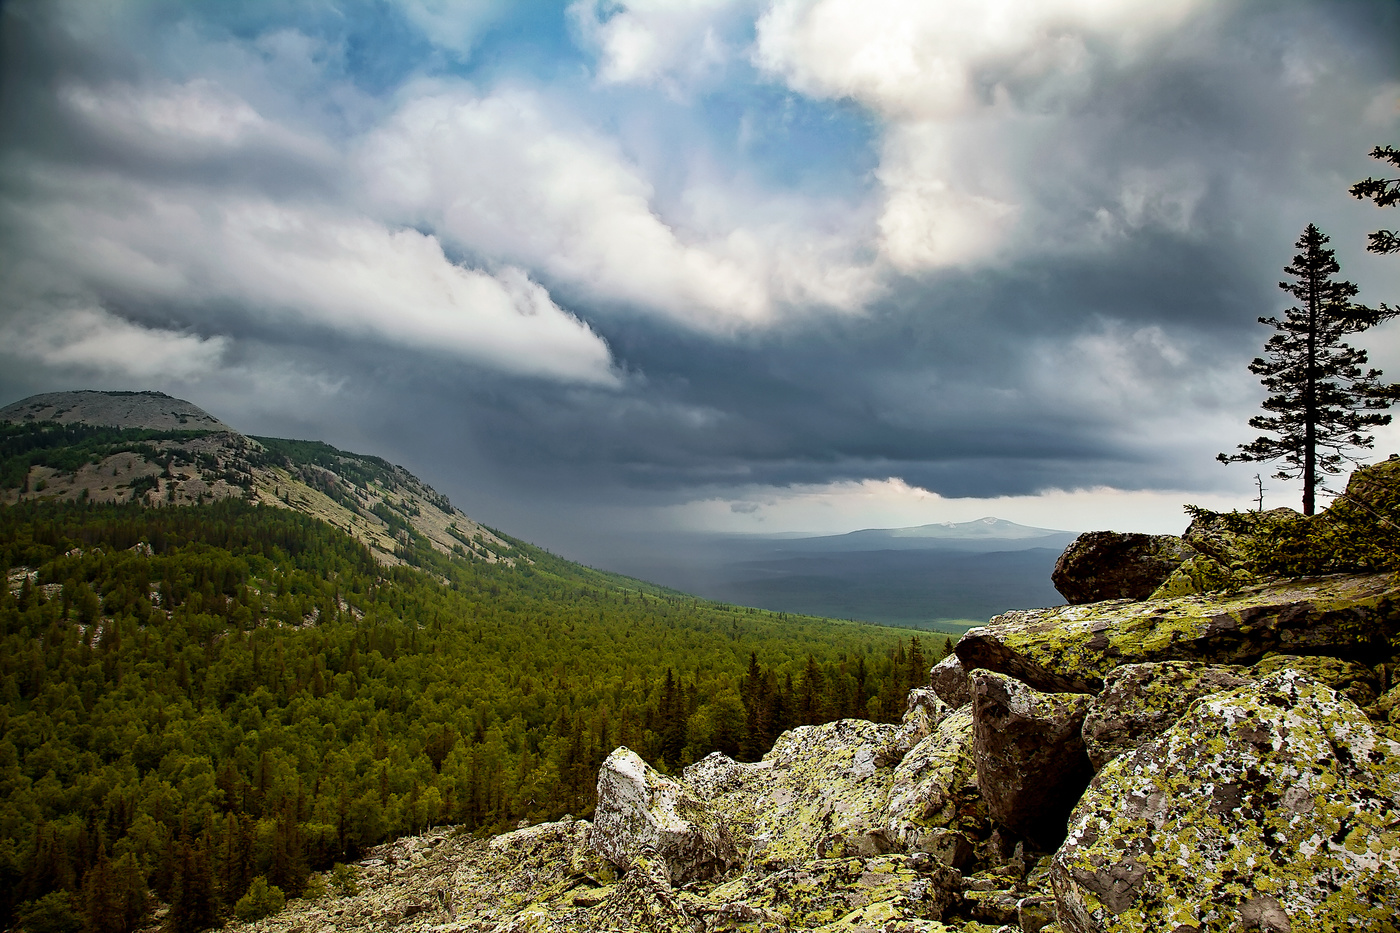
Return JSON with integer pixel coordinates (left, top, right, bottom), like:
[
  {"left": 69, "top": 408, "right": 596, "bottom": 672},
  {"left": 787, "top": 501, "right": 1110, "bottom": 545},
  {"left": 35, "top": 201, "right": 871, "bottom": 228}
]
[{"left": 2, "top": 0, "right": 1398, "bottom": 563}]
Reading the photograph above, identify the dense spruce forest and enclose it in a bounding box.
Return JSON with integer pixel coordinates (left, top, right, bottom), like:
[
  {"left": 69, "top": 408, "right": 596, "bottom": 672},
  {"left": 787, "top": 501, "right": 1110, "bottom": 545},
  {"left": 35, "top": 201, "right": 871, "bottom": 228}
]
[{"left": 0, "top": 498, "right": 941, "bottom": 932}]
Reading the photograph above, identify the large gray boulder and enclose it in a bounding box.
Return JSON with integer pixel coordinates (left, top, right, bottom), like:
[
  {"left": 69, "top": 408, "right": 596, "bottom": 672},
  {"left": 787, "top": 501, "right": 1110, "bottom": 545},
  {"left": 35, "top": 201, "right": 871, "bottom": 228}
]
[
  {"left": 1080, "top": 660, "right": 1252, "bottom": 770},
  {"left": 591, "top": 747, "right": 739, "bottom": 885},
  {"left": 679, "top": 719, "right": 899, "bottom": 866},
  {"left": 955, "top": 572, "right": 1400, "bottom": 694},
  {"left": 1053, "top": 670, "right": 1400, "bottom": 932},
  {"left": 929, "top": 653, "right": 973, "bottom": 709},
  {"left": 970, "top": 670, "right": 1094, "bottom": 850},
  {"left": 1051, "top": 532, "right": 1199, "bottom": 604},
  {"left": 881, "top": 707, "right": 987, "bottom": 867}
]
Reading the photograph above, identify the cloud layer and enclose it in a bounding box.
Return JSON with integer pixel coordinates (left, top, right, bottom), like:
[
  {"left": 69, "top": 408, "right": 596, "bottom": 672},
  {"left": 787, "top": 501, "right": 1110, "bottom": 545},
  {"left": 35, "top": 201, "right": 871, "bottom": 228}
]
[{"left": 3, "top": 0, "right": 1399, "bottom": 558}]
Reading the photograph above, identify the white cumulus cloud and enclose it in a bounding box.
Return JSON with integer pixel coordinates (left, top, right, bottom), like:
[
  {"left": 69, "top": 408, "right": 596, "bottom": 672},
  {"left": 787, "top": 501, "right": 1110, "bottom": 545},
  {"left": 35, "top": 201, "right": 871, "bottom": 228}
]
[
  {"left": 0, "top": 306, "right": 229, "bottom": 382},
  {"left": 359, "top": 85, "right": 879, "bottom": 331},
  {"left": 569, "top": 0, "right": 750, "bottom": 91},
  {"left": 753, "top": 0, "right": 1207, "bottom": 269}
]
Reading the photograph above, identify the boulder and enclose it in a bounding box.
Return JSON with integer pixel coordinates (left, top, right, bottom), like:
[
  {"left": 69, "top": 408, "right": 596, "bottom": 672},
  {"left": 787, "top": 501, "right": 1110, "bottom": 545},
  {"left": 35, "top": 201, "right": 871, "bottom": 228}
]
[
  {"left": 881, "top": 708, "right": 988, "bottom": 866},
  {"left": 1052, "top": 670, "right": 1400, "bottom": 933},
  {"left": 1080, "top": 660, "right": 1252, "bottom": 770},
  {"left": 970, "top": 670, "right": 1094, "bottom": 850},
  {"left": 1181, "top": 507, "right": 1299, "bottom": 567},
  {"left": 680, "top": 719, "right": 899, "bottom": 867},
  {"left": 589, "top": 855, "right": 699, "bottom": 933},
  {"left": 591, "top": 748, "right": 739, "bottom": 885},
  {"left": 1249, "top": 652, "right": 1382, "bottom": 707},
  {"left": 877, "top": 687, "right": 951, "bottom": 765},
  {"left": 1145, "top": 554, "right": 1236, "bottom": 599},
  {"left": 1051, "top": 532, "right": 1198, "bottom": 604},
  {"left": 955, "top": 572, "right": 1400, "bottom": 694},
  {"left": 929, "top": 654, "right": 973, "bottom": 709}
]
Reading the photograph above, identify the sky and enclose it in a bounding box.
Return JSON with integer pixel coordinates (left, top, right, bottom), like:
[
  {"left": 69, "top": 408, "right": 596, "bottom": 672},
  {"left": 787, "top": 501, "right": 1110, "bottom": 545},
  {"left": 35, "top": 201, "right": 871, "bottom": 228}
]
[{"left": 2, "top": 0, "right": 1399, "bottom": 568}]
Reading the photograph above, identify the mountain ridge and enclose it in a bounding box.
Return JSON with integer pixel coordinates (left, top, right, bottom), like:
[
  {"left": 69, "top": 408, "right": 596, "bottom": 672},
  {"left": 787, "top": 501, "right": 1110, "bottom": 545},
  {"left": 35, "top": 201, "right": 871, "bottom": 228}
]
[{"left": 1, "top": 389, "right": 512, "bottom": 567}]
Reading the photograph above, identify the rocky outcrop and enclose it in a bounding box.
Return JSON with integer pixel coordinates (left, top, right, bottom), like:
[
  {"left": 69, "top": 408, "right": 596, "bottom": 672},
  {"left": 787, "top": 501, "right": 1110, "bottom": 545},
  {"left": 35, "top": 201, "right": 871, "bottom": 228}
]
[
  {"left": 681, "top": 719, "right": 899, "bottom": 865},
  {"left": 591, "top": 748, "right": 739, "bottom": 884},
  {"left": 956, "top": 571, "right": 1400, "bottom": 694},
  {"left": 881, "top": 707, "right": 987, "bottom": 866},
  {"left": 971, "top": 671, "right": 1094, "bottom": 849},
  {"left": 1053, "top": 670, "right": 1400, "bottom": 932},
  {"left": 1051, "top": 531, "right": 1198, "bottom": 604},
  {"left": 929, "top": 653, "right": 973, "bottom": 708},
  {"left": 219, "top": 469, "right": 1400, "bottom": 933},
  {"left": 1080, "top": 660, "right": 1253, "bottom": 770},
  {"left": 876, "top": 687, "right": 950, "bottom": 765}
]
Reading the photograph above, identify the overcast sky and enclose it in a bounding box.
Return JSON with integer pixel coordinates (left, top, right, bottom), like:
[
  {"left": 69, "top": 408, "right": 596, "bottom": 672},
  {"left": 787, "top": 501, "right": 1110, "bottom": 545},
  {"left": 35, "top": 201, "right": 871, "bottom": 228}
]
[{"left": 2, "top": 0, "right": 1398, "bottom": 564}]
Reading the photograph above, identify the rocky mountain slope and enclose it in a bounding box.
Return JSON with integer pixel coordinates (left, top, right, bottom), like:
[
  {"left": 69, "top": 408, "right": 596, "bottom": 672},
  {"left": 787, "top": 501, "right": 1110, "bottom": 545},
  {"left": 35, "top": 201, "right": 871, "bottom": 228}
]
[
  {"left": 0, "top": 389, "right": 512, "bottom": 565},
  {"left": 213, "top": 460, "right": 1400, "bottom": 932}
]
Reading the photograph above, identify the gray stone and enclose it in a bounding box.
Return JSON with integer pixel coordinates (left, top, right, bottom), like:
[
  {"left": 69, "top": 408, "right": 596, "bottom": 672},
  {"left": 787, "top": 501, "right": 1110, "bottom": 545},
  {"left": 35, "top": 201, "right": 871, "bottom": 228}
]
[
  {"left": 877, "top": 687, "right": 951, "bottom": 765},
  {"left": 1053, "top": 670, "right": 1400, "bottom": 933},
  {"left": 970, "top": 670, "right": 1093, "bottom": 850},
  {"left": 1051, "top": 531, "right": 1199, "bottom": 604},
  {"left": 955, "top": 572, "right": 1400, "bottom": 694},
  {"left": 1080, "top": 660, "right": 1252, "bottom": 770},
  {"left": 591, "top": 747, "right": 739, "bottom": 884},
  {"left": 881, "top": 707, "right": 987, "bottom": 866},
  {"left": 929, "top": 653, "right": 973, "bottom": 709}
]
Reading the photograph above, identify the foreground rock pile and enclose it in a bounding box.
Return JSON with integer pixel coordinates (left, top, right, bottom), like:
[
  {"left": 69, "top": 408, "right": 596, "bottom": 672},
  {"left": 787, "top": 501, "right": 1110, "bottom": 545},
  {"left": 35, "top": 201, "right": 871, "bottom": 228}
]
[{"left": 228, "top": 462, "right": 1400, "bottom": 933}]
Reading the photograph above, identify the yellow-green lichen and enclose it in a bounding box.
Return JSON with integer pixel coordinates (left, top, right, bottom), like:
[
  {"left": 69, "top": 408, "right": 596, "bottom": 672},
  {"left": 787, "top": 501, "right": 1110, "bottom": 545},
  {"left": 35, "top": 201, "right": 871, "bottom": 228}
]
[
  {"left": 961, "top": 573, "right": 1400, "bottom": 693},
  {"left": 1053, "top": 670, "right": 1400, "bottom": 931}
]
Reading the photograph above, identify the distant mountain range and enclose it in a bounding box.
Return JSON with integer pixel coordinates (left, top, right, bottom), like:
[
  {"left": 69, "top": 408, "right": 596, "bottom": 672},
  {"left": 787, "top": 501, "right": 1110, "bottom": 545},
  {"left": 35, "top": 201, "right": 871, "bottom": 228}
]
[
  {"left": 776, "top": 517, "right": 1077, "bottom": 552},
  {"left": 588, "top": 519, "right": 1080, "bottom": 632}
]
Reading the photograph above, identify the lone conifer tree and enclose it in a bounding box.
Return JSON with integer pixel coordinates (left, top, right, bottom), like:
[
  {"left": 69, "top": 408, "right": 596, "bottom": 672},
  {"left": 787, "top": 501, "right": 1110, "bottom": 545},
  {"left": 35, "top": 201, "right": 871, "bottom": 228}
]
[{"left": 1218, "top": 224, "right": 1399, "bottom": 514}]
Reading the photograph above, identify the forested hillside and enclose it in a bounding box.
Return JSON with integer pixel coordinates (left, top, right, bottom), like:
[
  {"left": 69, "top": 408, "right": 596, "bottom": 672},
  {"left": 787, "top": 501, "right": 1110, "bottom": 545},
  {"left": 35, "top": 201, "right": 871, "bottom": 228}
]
[{"left": 0, "top": 498, "right": 937, "bottom": 933}]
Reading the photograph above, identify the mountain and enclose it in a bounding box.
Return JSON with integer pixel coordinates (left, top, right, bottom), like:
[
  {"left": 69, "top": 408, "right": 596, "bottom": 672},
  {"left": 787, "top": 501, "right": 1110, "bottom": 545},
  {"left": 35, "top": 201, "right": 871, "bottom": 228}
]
[
  {"left": 1, "top": 390, "right": 512, "bottom": 566},
  {"left": 0, "top": 388, "right": 233, "bottom": 431},
  {"left": 781, "top": 516, "right": 1078, "bottom": 552}
]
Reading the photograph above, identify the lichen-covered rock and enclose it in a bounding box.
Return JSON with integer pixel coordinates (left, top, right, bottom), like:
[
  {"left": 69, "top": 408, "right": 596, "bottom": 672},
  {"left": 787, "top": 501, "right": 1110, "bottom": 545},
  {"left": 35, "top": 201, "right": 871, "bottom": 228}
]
[
  {"left": 878, "top": 688, "right": 952, "bottom": 765},
  {"left": 1080, "top": 661, "right": 1252, "bottom": 770},
  {"left": 1052, "top": 670, "right": 1400, "bottom": 932},
  {"left": 882, "top": 708, "right": 988, "bottom": 866},
  {"left": 704, "top": 855, "right": 963, "bottom": 929},
  {"left": 956, "top": 572, "right": 1400, "bottom": 694},
  {"left": 1181, "top": 507, "right": 1298, "bottom": 567},
  {"left": 592, "top": 747, "right": 739, "bottom": 884},
  {"left": 929, "top": 654, "right": 973, "bottom": 709},
  {"left": 970, "top": 671, "right": 1093, "bottom": 849},
  {"left": 1051, "top": 532, "right": 1199, "bottom": 604},
  {"left": 1369, "top": 682, "right": 1400, "bottom": 727},
  {"left": 1248, "top": 652, "right": 1382, "bottom": 707},
  {"left": 1145, "top": 553, "right": 1236, "bottom": 599},
  {"left": 684, "top": 719, "right": 899, "bottom": 867},
  {"left": 588, "top": 855, "right": 700, "bottom": 933}
]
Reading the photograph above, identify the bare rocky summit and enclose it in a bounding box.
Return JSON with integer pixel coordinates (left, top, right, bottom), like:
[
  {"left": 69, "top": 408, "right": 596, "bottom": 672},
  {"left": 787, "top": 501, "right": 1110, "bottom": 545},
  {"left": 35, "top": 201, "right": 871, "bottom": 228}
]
[{"left": 0, "top": 389, "right": 231, "bottom": 431}]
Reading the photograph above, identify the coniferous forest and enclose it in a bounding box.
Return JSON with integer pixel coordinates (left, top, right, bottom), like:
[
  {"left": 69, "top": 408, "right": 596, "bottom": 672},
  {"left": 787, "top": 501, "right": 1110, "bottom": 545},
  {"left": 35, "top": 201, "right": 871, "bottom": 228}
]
[{"left": 0, "top": 498, "right": 943, "bottom": 932}]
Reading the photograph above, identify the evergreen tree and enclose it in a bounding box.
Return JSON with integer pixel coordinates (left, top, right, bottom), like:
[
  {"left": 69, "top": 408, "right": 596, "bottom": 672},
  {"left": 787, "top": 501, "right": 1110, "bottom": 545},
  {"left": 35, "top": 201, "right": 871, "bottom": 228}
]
[
  {"left": 1218, "top": 224, "right": 1400, "bottom": 514},
  {"left": 1350, "top": 145, "right": 1400, "bottom": 257}
]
